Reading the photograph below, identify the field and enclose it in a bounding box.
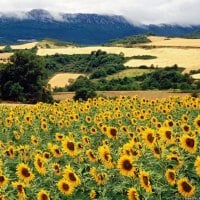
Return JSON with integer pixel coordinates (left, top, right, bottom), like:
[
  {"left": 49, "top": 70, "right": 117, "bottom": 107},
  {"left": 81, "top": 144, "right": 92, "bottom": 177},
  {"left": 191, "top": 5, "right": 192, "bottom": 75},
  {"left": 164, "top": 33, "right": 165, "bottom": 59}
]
[
  {"left": 48, "top": 73, "right": 84, "bottom": 89},
  {"left": 37, "top": 45, "right": 200, "bottom": 73},
  {"left": 0, "top": 96, "right": 200, "bottom": 199},
  {"left": 52, "top": 91, "right": 192, "bottom": 101},
  {"left": 143, "top": 36, "right": 200, "bottom": 48},
  {"left": 106, "top": 68, "right": 154, "bottom": 80},
  {"left": 0, "top": 53, "right": 13, "bottom": 63},
  {"left": 191, "top": 73, "right": 200, "bottom": 80},
  {"left": 0, "top": 42, "right": 38, "bottom": 50}
]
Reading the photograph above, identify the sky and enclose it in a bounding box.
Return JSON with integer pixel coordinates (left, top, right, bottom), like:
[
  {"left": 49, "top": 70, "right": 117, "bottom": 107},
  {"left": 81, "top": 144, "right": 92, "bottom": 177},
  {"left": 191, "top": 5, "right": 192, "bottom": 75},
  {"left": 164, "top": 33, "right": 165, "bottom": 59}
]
[{"left": 0, "top": 0, "right": 200, "bottom": 25}]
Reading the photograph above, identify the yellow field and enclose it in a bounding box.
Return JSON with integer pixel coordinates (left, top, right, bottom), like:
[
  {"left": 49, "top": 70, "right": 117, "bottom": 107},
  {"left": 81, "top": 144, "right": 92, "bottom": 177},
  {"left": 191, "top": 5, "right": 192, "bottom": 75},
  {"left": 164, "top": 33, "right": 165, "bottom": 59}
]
[
  {"left": 144, "top": 36, "right": 200, "bottom": 48},
  {"left": 0, "top": 42, "right": 38, "bottom": 50},
  {"left": 0, "top": 53, "right": 13, "bottom": 63},
  {"left": 48, "top": 73, "right": 84, "bottom": 89},
  {"left": 37, "top": 46, "right": 200, "bottom": 73},
  {"left": 191, "top": 73, "right": 200, "bottom": 79}
]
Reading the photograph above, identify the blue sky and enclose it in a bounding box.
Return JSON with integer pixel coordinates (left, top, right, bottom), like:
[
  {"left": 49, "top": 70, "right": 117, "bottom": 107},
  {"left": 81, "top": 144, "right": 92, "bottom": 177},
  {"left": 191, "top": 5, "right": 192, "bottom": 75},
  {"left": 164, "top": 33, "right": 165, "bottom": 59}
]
[{"left": 0, "top": 0, "right": 199, "bottom": 25}]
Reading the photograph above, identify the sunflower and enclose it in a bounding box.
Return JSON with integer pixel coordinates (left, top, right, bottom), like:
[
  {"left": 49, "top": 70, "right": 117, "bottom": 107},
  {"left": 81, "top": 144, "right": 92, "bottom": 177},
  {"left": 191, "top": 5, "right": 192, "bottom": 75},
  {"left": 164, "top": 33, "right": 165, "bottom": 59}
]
[
  {"left": 181, "top": 124, "right": 191, "bottom": 133},
  {"left": 194, "top": 156, "right": 200, "bottom": 176},
  {"left": 52, "top": 163, "right": 62, "bottom": 176},
  {"left": 127, "top": 187, "right": 140, "bottom": 200},
  {"left": 0, "top": 195, "right": 6, "bottom": 200},
  {"left": 90, "top": 127, "right": 97, "bottom": 134},
  {"left": 55, "top": 133, "right": 64, "bottom": 141},
  {"left": 0, "top": 175, "right": 8, "bottom": 187},
  {"left": 180, "top": 135, "right": 197, "bottom": 154},
  {"left": 139, "top": 171, "right": 152, "bottom": 193},
  {"left": 41, "top": 121, "right": 48, "bottom": 132},
  {"left": 49, "top": 144, "right": 63, "bottom": 158},
  {"left": 34, "top": 154, "right": 46, "bottom": 175},
  {"left": 117, "top": 155, "right": 135, "bottom": 177},
  {"left": 177, "top": 178, "right": 195, "bottom": 198},
  {"left": 165, "top": 169, "right": 176, "bottom": 186},
  {"left": 37, "top": 189, "right": 50, "bottom": 200},
  {"left": 194, "top": 115, "right": 200, "bottom": 130},
  {"left": 82, "top": 136, "right": 91, "bottom": 146},
  {"left": 57, "top": 179, "right": 74, "bottom": 196},
  {"left": 106, "top": 127, "right": 118, "bottom": 139},
  {"left": 143, "top": 128, "right": 155, "bottom": 148},
  {"left": 159, "top": 127, "right": 174, "bottom": 144},
  {"left": 43, "top": 152, "right": 50, "bottom": 160},
  {"left": 89, "top": 189, "right": 96, "bottom": 200},
  {"left": 98, "top": 145, "right": 115, "bottom": 169},
  {"left": 31, "top": 135, "right": 39, "bottom": 146},
  {"left": 62, "top": 137, "right": 78, "bottom": 157},
  {"left": 12, "top": 181, "right": 27, "bottom": 199},
  {"left": 86, "top": 149, "right": 98, "bottom": 163},
  {"left": 16, "top": 163, "right": 34, "bottom": 183}
]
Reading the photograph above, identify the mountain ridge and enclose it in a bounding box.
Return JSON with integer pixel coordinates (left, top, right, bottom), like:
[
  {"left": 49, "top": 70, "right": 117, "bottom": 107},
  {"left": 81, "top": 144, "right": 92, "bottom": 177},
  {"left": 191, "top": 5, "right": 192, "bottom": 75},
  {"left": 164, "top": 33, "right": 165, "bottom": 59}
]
[{"left": 0, "top": 9, "right": 200, "bottom": 45}]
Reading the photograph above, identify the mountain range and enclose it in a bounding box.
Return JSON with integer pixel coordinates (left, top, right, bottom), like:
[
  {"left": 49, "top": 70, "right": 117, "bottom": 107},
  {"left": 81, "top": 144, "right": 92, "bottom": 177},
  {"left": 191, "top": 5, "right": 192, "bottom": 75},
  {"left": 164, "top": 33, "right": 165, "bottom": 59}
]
[{"left": 0, "top": 9, "right": 200, "bottom": 45}]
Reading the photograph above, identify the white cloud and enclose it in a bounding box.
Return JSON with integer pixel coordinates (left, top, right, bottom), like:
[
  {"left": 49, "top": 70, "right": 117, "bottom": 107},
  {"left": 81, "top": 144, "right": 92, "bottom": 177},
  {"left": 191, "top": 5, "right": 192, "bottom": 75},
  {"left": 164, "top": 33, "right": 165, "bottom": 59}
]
[{"left": 0, "top": 0, "right": 200, "bottom": 25}]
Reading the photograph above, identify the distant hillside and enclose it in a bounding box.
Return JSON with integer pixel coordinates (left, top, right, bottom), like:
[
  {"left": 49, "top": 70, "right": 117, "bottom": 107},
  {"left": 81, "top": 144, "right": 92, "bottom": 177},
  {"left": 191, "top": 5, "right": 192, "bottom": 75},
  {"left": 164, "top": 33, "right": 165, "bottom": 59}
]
[
  {"left": 0, "top": 9, "right": 200, "bottom": 45},
  {"left": 106, "top": 35, "right": 151, "bottom": 47},
  {"left": 184, "top": 30, "right": 200, "bottom": 39}
]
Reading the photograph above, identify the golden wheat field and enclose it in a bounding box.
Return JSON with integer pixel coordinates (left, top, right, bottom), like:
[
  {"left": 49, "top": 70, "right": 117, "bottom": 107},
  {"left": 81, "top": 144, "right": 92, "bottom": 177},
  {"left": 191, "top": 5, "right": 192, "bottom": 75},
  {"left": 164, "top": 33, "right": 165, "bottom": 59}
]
[
  {"left": 0, "top": 96, "right": 200, "bottom": 200},
  {"left": 37, "top": 45, "right": 200, "bottom": 73},
  {"left": 0, "top": 53, "right": 13, "bottom": 63},
  {"left": 144, "top": 36, "right": 200, "bottom": 48},
  {"left": 191, "top": 73, "right": 200, "bottom": 80},
  {"left": 48, "top": 73, "right": 84, "bottom": 89},
  {"left": 0, "top": 42, "right": 38, "bottom": 50}
]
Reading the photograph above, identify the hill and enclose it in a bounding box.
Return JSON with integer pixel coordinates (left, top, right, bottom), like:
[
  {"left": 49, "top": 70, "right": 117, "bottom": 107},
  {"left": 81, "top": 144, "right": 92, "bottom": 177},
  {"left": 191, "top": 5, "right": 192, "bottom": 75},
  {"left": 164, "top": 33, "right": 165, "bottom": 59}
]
[{"left": 0, "top": 9, "right": 200, "bottom": 45}]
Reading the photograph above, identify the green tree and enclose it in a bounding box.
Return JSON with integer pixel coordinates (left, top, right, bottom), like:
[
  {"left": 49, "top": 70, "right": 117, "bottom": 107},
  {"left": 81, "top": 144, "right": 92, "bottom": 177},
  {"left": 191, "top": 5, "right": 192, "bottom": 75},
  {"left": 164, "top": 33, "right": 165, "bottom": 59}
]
[{"left": 0, "top": 50, "right": 53, "bottom": 103}]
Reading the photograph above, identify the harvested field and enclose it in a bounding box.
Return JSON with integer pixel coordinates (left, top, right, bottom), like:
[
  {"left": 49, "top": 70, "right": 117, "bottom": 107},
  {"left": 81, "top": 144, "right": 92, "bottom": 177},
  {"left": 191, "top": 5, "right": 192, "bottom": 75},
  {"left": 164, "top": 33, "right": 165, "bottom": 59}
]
[
  {"left": 0, "top": 52, "right": 13, "bottom": 63},
  {"left": 144, "top": 36, "right": 200, "bottom": 48},
  {"left": 11, "top": 42, "right": 38, "bottom": 49},
  {"left": 37, "top": 46, "right": 200, "bottom": 73},
  {"left": 53, "top": 91, "right": 192, "bottom": 101},
  {"left": 48, "top": 73, "right": 84, "bottom": 89},
  {"left": 191, "top": 73, "right": 200, "bottom": 79}
]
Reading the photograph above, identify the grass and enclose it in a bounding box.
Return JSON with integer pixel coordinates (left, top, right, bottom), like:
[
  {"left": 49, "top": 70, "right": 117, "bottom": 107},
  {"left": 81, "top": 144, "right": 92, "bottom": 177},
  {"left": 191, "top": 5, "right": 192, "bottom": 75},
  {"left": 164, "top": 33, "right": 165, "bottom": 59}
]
[{"left": 106, "top": 68, "right": 154, "bottom": 80}]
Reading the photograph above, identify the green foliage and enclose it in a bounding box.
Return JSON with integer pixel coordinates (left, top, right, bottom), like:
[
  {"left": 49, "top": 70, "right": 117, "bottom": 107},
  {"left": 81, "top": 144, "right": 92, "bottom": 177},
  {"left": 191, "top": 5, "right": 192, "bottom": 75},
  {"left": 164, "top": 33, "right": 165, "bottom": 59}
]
[
  {"left": 0, "top": 45, "right": 13, "bottom": 53},
  {"left": 44, "top": 50, "right": 126, "bottom": 77},
  {"left": 130, "top": 55, "right": 157, "bottom": 60},
  {"left": 74, "top": 87, "right": 97, "bottom": 101},
  {"left": 67, "top": 66, "right": 197, "bottom": 92},
  {"left": 107, "top": 35, "right": 151, "bottom": 47},
  {"left": 0, "top": 50, "right": 53, "bottom": 103}
]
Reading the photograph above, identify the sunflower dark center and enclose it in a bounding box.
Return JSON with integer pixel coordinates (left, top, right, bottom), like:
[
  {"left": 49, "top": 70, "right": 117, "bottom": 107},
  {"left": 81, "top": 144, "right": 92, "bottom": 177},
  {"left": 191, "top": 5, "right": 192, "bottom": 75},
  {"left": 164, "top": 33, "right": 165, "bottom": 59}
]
[
  {"left": 41, "top": 194, "right": 49, "bottom": 200},
  {"left": 67, "top": 142, "right": 75, "bottom": 151},
  {"left": 89, "top": 152, "right": 96, "bottom": 159},
  {"left": 55, "top": 149, "right": 60, "bottom": 154},
  {"left": 184, "top": 126, "right": 189, "bottom": 132},
  {"left": 143, "top": 176, "right": 149, "bottom": 186},
  {"left": 69, "top": 172, "right": 76, "bottom": 181},
  {"left": 165, "top": 131, "right": 172, "bottom": 139},
  {"left": 104, "top": 153, "right": 110, "bottom": 161},
  {"left": 0, "top": 176, "right": 5, "bottom": 182},
  {"left": 17, "top": 185, "right": 23, "bottom": 193},
  {"left": 197, "top": 120, "right": 200, "bottom": 127},
  {"left": 154, "top": 147, "right": 160, "bottom": 154},
  {"left": 168, "top": 121, "right": 173, "bottom": 127},
  {"left": 147, "top": 133, "right": 154, "bottom": 143},
  {"left": 110, "top": 128, "right": 117, "bottom": 137},
  {"left": 186, "top": 138, "right": 194, "bottom": 148},
  {"left": 37, "top": 159, "right": 43, "bottom": 168},
  {"left": 123, "top": 160, "right": 132, "bottom": 171},
  {"left": 22, "top": 168, "right": 30, "bottom": 177},
  {"left": 181, "top": 181, "right": 192, "bottom": 192},
  {"left": 62, "top": 183, "right": 69, "bottom": 191},
  {"left": 168, "top": 172, "right": 175, "bottom": 180}
]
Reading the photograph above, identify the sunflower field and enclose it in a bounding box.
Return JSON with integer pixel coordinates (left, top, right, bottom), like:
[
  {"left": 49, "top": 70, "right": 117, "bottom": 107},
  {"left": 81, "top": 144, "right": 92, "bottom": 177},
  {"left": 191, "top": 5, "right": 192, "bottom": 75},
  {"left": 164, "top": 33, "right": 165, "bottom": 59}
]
[{"left": 0, "top": 96, "right": 200, "bottom": 200}]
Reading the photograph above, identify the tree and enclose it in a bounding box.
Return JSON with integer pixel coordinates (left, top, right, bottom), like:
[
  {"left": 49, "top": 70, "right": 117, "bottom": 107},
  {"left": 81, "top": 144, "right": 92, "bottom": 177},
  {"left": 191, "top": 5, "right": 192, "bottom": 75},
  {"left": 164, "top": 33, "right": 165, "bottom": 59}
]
[
  {"left": 74, "top": 87, "right": 97, "bottom": 101},
  {"left": 0, "top": 50, "right": 53, "bottom": 103}
]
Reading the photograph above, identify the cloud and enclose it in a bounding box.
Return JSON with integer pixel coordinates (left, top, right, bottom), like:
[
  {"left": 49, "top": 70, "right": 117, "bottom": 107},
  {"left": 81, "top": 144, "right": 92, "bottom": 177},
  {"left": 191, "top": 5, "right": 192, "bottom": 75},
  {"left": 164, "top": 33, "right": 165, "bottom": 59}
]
[{"left": 0, "top": 0, "right": 200, "bottom": 25}]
